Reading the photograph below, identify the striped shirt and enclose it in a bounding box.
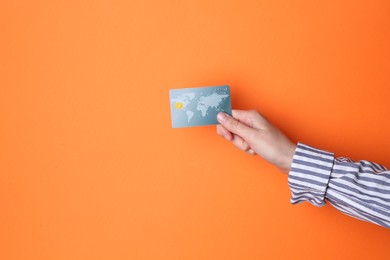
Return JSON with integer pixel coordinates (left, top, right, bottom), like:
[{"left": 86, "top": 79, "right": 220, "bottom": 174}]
[{"left": 288, "top": 142, "right": 390, "bottom": 228}]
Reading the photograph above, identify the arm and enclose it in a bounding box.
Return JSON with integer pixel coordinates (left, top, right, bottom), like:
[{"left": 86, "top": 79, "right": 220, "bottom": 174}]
[
  {"left": 289, "top": 142, "right": 390, "bottom": 228},
  {"left": 216, "top": 110, "right": 390, "bottom": 228}
]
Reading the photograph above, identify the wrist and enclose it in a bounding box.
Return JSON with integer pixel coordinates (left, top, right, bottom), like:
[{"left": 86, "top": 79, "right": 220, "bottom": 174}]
[{"left": 278, "top": 142, "right": 297, "bottom": 173}]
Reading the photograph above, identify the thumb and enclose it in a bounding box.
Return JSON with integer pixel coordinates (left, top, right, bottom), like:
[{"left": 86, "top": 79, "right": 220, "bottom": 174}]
[{"left": 217, "top": 112, "right": 254, "bottom": 140}]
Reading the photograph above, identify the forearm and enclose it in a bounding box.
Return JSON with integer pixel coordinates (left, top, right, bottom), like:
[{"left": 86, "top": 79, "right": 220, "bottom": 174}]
[{"left": 288, "top": 142, "right": 390, "bottom": 228}]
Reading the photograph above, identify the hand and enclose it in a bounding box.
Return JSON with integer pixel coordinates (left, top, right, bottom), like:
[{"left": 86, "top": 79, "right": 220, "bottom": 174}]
[{"left": 216, "top": 110, "right": 297, "bottom": 173}]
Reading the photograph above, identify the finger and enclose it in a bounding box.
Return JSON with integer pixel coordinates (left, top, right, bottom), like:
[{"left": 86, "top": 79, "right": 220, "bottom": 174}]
[
  {"left": 231, "top": 110, "right": 254, "bottom": 127},
  {"left": 216, "top": 124, "right": 233, "bottom": 141},
  {"left": 231, "top": 133, "right": 251, "bottom": 152},
  {"left": 217, "top": 124, "right": 256, "bottom": 155},
  {"left": 217, "top": 112, "right": 254, "bottom": 140}
]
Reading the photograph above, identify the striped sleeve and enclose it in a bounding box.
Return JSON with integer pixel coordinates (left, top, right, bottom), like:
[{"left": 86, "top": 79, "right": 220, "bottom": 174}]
[{"left": 288, "top": 142, "right": 390, "bottom": 229}]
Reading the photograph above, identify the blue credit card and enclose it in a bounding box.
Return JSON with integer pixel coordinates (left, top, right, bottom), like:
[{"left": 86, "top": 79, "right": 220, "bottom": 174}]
[{"left": 169, "top": 85, "right": 232, "bottom": 128}]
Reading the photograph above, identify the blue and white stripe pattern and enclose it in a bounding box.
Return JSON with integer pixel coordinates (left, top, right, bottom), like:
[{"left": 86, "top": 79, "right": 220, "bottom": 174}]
[{"left": 288, "top": 142, "right": 390, "bottom": 228}]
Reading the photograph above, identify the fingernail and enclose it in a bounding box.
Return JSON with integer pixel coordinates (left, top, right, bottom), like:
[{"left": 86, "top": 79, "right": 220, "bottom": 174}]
[
  {"left": 217, "top": 112, "right": 227, "bottom": 122},
  {"left": 247, "top": 149, "right": 256, "bottom": 155}
]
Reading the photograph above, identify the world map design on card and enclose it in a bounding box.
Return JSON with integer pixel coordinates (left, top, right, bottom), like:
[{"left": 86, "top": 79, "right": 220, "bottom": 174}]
[{"left": 169, "top": 85, "right": 232, "bottom": 128}]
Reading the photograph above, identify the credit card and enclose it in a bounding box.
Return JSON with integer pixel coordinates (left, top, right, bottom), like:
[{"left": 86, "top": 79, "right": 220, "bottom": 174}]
[{"left": 169, "top": 85, "right": 232, "bottom": 128}]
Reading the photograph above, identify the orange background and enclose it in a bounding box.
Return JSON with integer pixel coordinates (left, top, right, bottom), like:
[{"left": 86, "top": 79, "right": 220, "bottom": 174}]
[{"left": 1, "top": 1, "right": 390, "bottom": 259}]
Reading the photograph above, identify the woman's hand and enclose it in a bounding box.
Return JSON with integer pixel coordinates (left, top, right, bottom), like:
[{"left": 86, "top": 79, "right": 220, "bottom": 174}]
[{"left": 216, "top": 110, "right": 296, "bottom": 173}]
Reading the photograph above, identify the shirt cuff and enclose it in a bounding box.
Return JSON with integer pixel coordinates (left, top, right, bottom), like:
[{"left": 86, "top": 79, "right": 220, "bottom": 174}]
[{"left": 288, "top": 142, "right": 335, "bottom": 206}]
